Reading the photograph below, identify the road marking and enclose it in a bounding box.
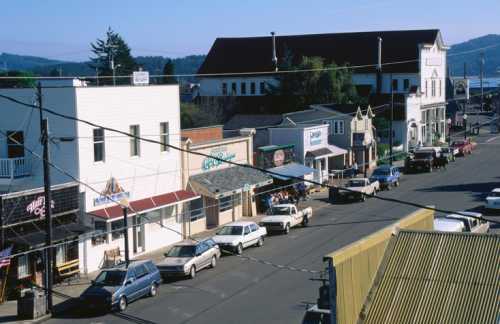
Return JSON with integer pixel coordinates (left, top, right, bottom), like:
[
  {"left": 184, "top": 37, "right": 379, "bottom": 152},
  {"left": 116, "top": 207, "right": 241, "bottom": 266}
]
[{"left": 486, "top": 135, "right": 500, "bottom": 143}]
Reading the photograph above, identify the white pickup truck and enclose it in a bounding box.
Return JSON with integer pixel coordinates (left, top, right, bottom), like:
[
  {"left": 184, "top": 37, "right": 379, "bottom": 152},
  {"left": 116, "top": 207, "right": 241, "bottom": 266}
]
[
  {"left": 260, "top": 204, "right": 313, "bottom": 234},
  {"left": 212, "top": 221, "right": 267, "bottom": 255},
  {"left": 337, "top": 178, "right": 380, "bottom": 202}
]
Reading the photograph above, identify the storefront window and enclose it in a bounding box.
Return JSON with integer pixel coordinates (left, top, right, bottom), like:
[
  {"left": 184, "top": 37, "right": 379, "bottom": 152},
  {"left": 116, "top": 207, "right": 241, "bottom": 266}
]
[
  {"left": 93, "top": 221, "right": 107, "bottom": 245},
  {"left": 219, "top": 195, "right": 233, "bottom": 213},
  {"left": 190, "top": 198, "right": 205, "bottom": 221},
  {"left": 148, "top": 209, "right": 162, "bottom": 226},
  {"left": 18, "top": 254, "right": 31, "bottom": 279},
  {"left": 111, "top": 219, "right": 125, "bottom": 240}
]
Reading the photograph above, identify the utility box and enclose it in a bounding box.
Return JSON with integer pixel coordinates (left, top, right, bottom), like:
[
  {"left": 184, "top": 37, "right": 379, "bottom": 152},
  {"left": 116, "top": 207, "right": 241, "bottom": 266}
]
[{"left": 17, "top": 288, "right": 47, "bottom": 320}]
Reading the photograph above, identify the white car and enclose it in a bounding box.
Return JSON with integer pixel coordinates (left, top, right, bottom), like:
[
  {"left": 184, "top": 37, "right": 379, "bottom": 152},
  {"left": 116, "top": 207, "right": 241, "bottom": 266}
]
[
  {"left": 445, "top": 211, "right": 490, "bottom": 233},
  {"left": 485, "top": 188, "right": 500, "bottom": 211},
  {"left": 434, "top": 217, "right": 465, "bottom": 232},
  {"left": 212, "top": 221, "right": 267, "bottom": 255},
  {"left": 260, "top": 204, "right": 313, "bottom": 234}
]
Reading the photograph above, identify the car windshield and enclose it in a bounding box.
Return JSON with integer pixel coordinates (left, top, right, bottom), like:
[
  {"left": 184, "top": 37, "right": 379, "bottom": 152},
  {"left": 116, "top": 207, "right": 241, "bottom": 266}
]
[
  {"left": 373, "top": 169, "right": 390, "bottom": 176},
  {"left": 488, "top": 192, "right": 500, "bottom": 197},
  {"left": 452, "top": 141, "right": 464, "bottom": 146},
  {"left": 348, "top": 180, "right": 366, "bottom": 187},
  {"left": 267, "top": 206, "right": 291, "bottom": 215},
  {"left": 166, "top": 245, "right": 196, "bottom": 258},
  {"left": 94, "top": 270, "right": 126, "bottom": 286},
  {"left": 216, "top": 226, "right": 243, "bottom": 236},
  {"left": 414, "top": 152, "right": 432, "bottom": 159}
]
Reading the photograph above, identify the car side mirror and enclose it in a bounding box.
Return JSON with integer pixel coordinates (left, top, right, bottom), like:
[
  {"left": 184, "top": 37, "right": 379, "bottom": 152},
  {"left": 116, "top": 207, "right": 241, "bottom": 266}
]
[
  {"left": 90, "top": 280, "right": 95, "bottom": 285},
  {"left": 196, "top": 252, "right": 202, "bottom": 257},
  {"left": 125, "top": 278, "right": 134, "bottom": 286}
]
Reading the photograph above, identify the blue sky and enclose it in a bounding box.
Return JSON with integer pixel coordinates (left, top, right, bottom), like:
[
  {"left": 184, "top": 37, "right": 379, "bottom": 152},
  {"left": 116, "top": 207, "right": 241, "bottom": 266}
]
[{"left": 1, "top": 0, "right": 498, "bottom": 61}]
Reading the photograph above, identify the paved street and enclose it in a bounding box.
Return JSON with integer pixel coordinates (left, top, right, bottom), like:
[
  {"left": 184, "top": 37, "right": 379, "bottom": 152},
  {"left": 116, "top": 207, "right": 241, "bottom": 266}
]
[{"left": 48, "top": 130, "right": 500, "bottom": 324}]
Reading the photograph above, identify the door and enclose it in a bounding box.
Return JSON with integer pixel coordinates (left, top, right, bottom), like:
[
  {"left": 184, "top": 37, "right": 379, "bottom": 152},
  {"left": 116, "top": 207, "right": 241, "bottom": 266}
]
[
  {"left": 123, "top": 269, "right": 139, "bottom": 301},
  {"left": 197, "top": 242, "right": 211, "bottom": 268},
  {"left": 133, "top": 216, "right": 145, "bottom": 253},
  {"left": 242, "top": 226, "right": 253, "bottom": 247}
]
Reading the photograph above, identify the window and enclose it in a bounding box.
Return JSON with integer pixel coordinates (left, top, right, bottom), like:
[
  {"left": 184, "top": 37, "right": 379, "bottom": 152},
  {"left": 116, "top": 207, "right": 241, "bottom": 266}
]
[
  {"left": 250, "top": 224, "right": 258, "bottom": 232},
  {"left": 219, "top": 195, "right": 233, "bottom": 212},
  {"left": 190, "top": 197, "right": 205, "bottom": 221},
  {"left": 421, "top": 111, "right": 426, "bottom": 122},
  {"left": 222, "top": 82, "right": 228, "bottom": 96},
  {"left": 439, "top": 79, "right": 442, "bottom": 97},
  {"left": 244, "top": 226, "right": 251, "bottom": 235},
  {"left": 160, "top": 122, "right": 169, "bottom": 152},
  {"left": 259, "top": 82, "right": 266, "bottom": 94},
  {"left": 241, "top": 82, "right": 246, "bottom": 95},
  {"left": 392, "top": 79, "right": 398, "bottom": 91},
  {"left": 250, "top": 82, "right": 256, "bottom": 95},
  {"left": 231, "top": 82, "right": 237, "bottom": 95},
  {"left": 404, "top": 79, "right": 410, "bottom": 91},
  {"left": 6, "top": 131, "right": 24, "bottom": 158},
  {"left": 93, "top": 128, "right": 105, "bottom": 162},
  {"left": 431, "top": 80, "right": 436, "bottom": 97},
  {"left": 93, "top": 221, "right": 107, "bottom": 245},
  {"left": 365, "top": 119, "right": 369, "bottom": 131},
  {"left": 111, "top": 219, "right": 125, "bottom": 240},
  {"left": 333, "top": 120, "right": 344, "bottom": 135},
  {"left": 18, "top": 254, "right": 30, "bottom": 278},
  {"left": 425, "top": 80, "right": 428, "bottom": 97},
  {"left": 133, "top": 264, "right": 149, "bottom": 279},
  {"left": 130, "top": 125, "right": 140, "bottom": 156}
]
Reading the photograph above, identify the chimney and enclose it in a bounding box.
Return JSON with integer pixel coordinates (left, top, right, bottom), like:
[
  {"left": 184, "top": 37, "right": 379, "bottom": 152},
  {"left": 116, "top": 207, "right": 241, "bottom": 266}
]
[
  {"left": 376, "top": 37, "right": 383, "bottom": 94},
  {"left": 271, "top": 31, "right": 278, "bottom": 72}
]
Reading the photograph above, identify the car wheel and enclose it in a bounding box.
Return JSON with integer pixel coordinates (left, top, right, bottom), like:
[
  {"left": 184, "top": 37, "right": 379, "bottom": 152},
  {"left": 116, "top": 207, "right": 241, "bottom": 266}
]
[
  {"left": 189, "top": 266, "right": 196, "bottom": 279},
  {"left": 210, "top": 256, "right": 217, "bottom": 268},
  {"left": 149, "top": 284, "right": 158, "bottom": 297},
  {"left": 284, "top": 224, "right": 290, "bottom": 234},
  {"left": 428, "top": 166, "right": 433, "bottom": 173},
  {"left": 302, "top": 216, "right": 309, "bottom": 226},
  {"left": 395, "top": 181, "right": 400, "bottom": 187},
  {"left": 373, "top": 190, "right": 377, "bottom": 196},
  {"left": 118, "top": 296, "right": 127, "bottom": 312},
  {"left": 361, "top": 195, "right": 366, "bottom": 202},
  {"left": 236, "top": 243, "right": 243, "bottom": 255},
  {"left": 256, "top": 236, "right": 264, "bottom": 247}
]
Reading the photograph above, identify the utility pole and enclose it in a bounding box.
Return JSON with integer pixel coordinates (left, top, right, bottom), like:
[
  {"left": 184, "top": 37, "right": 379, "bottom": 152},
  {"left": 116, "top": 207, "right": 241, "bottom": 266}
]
[
  {"left": 122, "top": 207, "right": 130, "bottom": 266},
  {"left": 389, "top": 74, "right": 394, "bottom": 166},
  {"left": 96, "top": 68, "right": 99, "bottom": 86},
  {"left": 37, "top": 83, "right": 54, "bottom": 313},
  {"left": 480, "top": 51, "right": 485, "bottom": 111}
]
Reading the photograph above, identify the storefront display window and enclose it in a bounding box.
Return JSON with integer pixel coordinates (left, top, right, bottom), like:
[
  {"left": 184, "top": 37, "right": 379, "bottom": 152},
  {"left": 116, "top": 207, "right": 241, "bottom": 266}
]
[
  {"left": 219, "top": 196, "right": 233, "bottom": 212},
  {"left": 111, "top": 219, "right": 125, "bottom": 240},
  {"left": 93, "top": 221, "right": 108, "bottom": 245},
  {"left": 190, "top": 198, "right": 205, "bottom": 221},
  {"left": 18, "top": 255, "right": 31, "bottom": 279}
]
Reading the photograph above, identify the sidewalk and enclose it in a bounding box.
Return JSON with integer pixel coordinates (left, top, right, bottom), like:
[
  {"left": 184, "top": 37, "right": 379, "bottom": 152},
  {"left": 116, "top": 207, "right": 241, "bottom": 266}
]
[{"left": 0, "top": 213, "right": 269, "bottom": 323}]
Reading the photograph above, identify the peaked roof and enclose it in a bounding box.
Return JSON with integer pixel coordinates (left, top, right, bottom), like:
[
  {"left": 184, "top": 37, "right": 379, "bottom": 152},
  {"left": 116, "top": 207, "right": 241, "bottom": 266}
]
[
  {"left": 198, "top": 29, "right": 441, "bottom": 75},
  {"left": 223, "top": 114, "right": 283, "bottom": 130},
  {"left": 358, "top": 230, "right": 500, "bottom": 324}
]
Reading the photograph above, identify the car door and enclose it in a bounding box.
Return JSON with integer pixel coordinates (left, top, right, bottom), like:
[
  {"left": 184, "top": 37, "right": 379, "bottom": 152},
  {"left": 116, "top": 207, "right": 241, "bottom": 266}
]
[
  {"left": 134, "top": 264, "right": 151, "bottom": 298},
  {"left": 196, "top": 242, "right": 210, "bottom": 269},
  {"left": 123, "top": 268, "right": 139, "bottom": 301},
  {"left": 242, "top": 226, "right": 253, "bottom": 247}
]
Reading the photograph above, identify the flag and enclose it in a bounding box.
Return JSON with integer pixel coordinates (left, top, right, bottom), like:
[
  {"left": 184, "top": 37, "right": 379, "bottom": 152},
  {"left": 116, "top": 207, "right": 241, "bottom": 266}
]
[{"left": 0, "top": 246, "right": 13, "bottom": 269}]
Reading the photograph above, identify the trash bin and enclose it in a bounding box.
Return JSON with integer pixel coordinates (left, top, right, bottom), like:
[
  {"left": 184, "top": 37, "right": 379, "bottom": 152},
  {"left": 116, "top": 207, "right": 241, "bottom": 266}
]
[{"left": 17, "top": 288, "right": 47, "bottom": 320}]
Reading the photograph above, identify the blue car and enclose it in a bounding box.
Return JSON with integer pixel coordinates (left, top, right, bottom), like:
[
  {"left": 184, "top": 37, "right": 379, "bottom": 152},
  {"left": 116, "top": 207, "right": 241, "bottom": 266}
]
[
  {"left": 80, "top": 260, "right": 161, "bottom": 312},
  {"left": 369, "top": 165, "right": 400, "bottom": 190}
]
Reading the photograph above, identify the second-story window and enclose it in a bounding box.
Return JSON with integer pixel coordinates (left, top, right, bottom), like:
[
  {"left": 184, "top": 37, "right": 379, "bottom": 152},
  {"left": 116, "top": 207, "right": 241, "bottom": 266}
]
[
  {"left": 259, "top": 82, "right": 266, "bottom": 94},
  {"left": 241, "top": 82, "right": 247, "bottom": 95},
  {"left": 425, "top": 80, "right": 428, "bottom": 97},
  {"left": 222, "top": 82, "right": 228, "bottom": 96},
  {"left": 392, "top": 79, "right": 398, "bottom": 91},
  {"left": 250, "top": 82, "right": 256, "bottom": 95},
  {"left": 93, "top": 128, "right": 105, "bottom": 162},
  {"left": 431, "top": 80, "right": 436, "bottom": 97},
  {"left": 333, "top": 120, "right": 344, "bottom": 135},
  {"left": 231, "top": 82, "right": 237, "bottom": 95},
  {"left": 404, "top": 79, "right": 410, "bottom": 91},
  {"left": 160, "top": 122, "right": 169, "bottom": 152},
  {"left": 6, "top": 131, "right": 24, "bottom": 158},
  {"left": 439, "top": 79, "right": 442, "bottom": 97},
  {"left": 130, "top": 125, "right": 140, "bottom": 157}
]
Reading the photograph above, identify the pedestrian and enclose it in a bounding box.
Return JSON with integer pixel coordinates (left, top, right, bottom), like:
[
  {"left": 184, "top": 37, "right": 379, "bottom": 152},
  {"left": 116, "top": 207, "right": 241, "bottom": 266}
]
[{"left": 353, "top": 161, "right": 359, "bottom": 177}]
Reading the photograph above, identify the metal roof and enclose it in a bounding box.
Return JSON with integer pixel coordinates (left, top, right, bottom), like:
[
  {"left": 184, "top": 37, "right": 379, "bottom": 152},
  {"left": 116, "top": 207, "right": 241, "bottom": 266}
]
[
  {"left": 266, "top": 162, "right": 316, "bottom": 181},
  {"left": 358, "top": 230, "right": 500, "bottom": 324}
]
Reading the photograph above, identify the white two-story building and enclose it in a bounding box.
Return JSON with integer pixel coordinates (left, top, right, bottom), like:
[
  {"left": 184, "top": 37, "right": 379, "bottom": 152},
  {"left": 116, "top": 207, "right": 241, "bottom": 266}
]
[
  {"left": 0, "top": 80, "right": 198, "bottom": 274},
  {"left": 197, "top": 29, "right": 449, "bottom": 150}
]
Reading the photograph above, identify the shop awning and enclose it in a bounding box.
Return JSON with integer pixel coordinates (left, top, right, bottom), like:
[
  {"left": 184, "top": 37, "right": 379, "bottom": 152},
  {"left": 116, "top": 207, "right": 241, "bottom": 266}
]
[
  {"left": 8, "top": 223, "right": 91, "bottom": 249},
  {"left": 189, "top": 165, "right": 273, "bottom": 199},
  {"left": 306, "top": 145, "right": 347, "bottom": 159},
  {"left": 89, "top": 190, "right": 199, "bottom": 220},
  {"left": 267, "top": 163, "right": 317, "bottom": 181}
]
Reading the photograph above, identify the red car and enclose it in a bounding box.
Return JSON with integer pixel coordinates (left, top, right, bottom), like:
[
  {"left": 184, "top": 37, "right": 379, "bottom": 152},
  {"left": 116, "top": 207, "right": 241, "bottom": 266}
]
[{"left": 451, "top": 139, "right": 473, "bottom": 155}]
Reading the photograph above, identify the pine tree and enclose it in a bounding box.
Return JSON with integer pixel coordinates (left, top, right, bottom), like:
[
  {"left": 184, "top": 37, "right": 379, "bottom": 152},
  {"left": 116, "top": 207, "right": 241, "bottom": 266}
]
[
  {"left": 89, "top": 27, "right": 137, "bottom": 85},
  {"left": 161, "top": 59, "right": 177, "bottom": 84}
]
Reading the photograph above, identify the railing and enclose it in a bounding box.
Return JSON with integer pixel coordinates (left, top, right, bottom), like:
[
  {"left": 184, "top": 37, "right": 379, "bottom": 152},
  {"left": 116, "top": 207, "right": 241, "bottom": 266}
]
[{"left": 0, "top": 157, "right": 30, "bottom": 179}]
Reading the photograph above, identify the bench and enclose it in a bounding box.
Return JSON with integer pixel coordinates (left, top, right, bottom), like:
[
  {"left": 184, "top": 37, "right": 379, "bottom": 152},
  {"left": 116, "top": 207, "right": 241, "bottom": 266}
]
[
  {"left": 55, "top": 259, "right": 80, "bottom": 281},
  {"left": 103, "top": 247, "right": 122, "bottom": 268}
]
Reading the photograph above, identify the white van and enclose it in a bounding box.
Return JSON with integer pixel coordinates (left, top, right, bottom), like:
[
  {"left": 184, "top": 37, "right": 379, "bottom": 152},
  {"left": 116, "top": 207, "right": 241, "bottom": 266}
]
[
  {"left": 445, "top": 211, "right": 490, "bottom": 233},
  {"left": 434, "top": 217, "right": 465, "bottom": 232}
]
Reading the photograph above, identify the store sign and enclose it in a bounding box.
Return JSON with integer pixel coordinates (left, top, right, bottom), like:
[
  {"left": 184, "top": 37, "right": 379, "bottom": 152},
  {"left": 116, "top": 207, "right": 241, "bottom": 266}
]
[
  {"left": 93, "top": 177, "right": 130, "bottom": 207},
  {"left": 273, "top": 149, "right": 285, "bottom": 167},
  {"left": 202, "top": 147, "right": 236, "bottom": 171},
  {"left": 453, "top": 79, "right": 470, "bottom": 100},
  {"left": 309, "top": 130, "right": 323, "bottom": 146},
  {"left": 26, "top": 196, "right": 55, "bottom": 218},
  {"left": 132, "top": 71, "right": 150, "bottom": 86}
]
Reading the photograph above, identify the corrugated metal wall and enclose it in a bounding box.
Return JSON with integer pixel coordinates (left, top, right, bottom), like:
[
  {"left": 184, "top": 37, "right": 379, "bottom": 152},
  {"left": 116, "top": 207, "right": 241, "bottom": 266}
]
[{"left": 326, "top": 208, "right": 434, "bottom": 324}]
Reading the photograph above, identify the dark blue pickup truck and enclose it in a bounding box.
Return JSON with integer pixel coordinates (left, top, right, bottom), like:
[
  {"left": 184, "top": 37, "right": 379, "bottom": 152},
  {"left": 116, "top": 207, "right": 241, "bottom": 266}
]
[{"left": 369, "top": 165, "right": 400, "bottom": 190}]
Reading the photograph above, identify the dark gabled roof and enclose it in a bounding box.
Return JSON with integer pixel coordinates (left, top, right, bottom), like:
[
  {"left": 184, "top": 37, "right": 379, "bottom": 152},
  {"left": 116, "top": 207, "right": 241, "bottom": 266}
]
[
  {"left": 223, "top": 114, "right": 283, "bottom": 130},
  {"left": 358, "top": 230, "right": 500, "bottom": 324},
  {"left": 283, "top": 108, "right": 340, "bottom": 123},
  {"left": 319, "top": 104, "right": 361, "bottom": 115},
  {"left": 198, "top": 29, "right": 440, "bottom": 75},
  {"left": 368, "top": 94, "right": 407, "bottom": 121}
]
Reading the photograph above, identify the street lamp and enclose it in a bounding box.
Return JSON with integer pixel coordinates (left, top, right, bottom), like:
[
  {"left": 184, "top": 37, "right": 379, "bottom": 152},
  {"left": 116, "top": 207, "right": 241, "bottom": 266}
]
[
  {"left": 446, "top": 118, "right": 452, "bottom": 144},
  {"left": 463, "top": 113, "right": 468, "bottom": 140}
]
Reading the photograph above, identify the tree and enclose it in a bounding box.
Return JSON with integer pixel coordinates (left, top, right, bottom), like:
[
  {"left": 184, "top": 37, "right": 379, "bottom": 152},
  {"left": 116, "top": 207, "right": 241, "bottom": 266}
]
[
  {"left": 161, "top": 59, "right": 177, "bottom": 84},
  {"left": 0, "top": 71, "right": 35, "bottom": 88},
  {"left": 89, "top": 27, "right": 137, "bottom": 85},
  {"left": 268, "top": 56, "right": 361, "bottom": 112}
]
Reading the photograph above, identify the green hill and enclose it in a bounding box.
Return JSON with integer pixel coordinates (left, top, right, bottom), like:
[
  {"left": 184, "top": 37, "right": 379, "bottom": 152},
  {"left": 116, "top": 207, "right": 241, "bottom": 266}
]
[{"left": 447, "top": 34, "right": 500, "bottom": 77}]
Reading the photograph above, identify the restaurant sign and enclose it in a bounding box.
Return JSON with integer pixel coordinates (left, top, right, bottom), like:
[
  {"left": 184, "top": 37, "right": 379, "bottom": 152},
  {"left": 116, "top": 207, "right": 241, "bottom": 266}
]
[
  {"left": 201, "top": 147, "right": 236, "bottom": 171},
  {"left": 309, "top": 130, "right": 323, "bottom": 146},
  {"left": 93, "top": 177, "right": 130, "bottom": 207}
]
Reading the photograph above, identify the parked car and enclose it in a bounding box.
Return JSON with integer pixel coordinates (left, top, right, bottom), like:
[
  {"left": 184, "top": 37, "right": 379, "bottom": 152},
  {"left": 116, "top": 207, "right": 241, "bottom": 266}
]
[
  {"left": 405, "top": 149, "right": 447, "bottom": 173},
  {"left": 445, "top": 211, "right": 490, "bottom": 233},
  {"left": 212, "top": 221, "right": 267, "bottom": 255},
  {"left": 156, "top": 239, "right": 221, "bottom": 280},
  {"left": 485, "top": 188, "right": 500, "bottom": 212},
  {"left": 333, "top": 178, "right": 380, "bottom": 202},
  {"left": 440, "top": 146, "right": 458, "bottom": 162},
  {"left": 302, "top": 304, "right": 331, "bottom": 324},
  {"left": 260, "top": 204, "right": 313, "bottom": 234},
  {"left": 451, "top": 139, "right": 473, "bottom": 155},
  {"left": 434, "top": 217, "right": 465, "bottom": 232},
  {"left": 79, "top": 260, "right": 161, "bottom": 312},
  {"left": 369, "top": 165, "right": 401, "bottom": 190}
]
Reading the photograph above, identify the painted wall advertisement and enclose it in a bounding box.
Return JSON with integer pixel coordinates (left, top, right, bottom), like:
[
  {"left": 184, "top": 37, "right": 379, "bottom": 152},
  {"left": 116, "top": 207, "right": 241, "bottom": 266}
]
[{"left": 201, "top": 146, "right": 236, "bottom": 171}]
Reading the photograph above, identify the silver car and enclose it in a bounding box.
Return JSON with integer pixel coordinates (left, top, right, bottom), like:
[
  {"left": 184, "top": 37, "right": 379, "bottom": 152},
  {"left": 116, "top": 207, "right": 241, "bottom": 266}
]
[{"left": 156, "top": 239, "right": 221, "bottom": 279}]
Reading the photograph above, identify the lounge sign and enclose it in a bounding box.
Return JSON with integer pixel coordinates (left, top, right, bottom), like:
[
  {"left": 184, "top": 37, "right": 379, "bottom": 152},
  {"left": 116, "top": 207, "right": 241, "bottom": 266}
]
[
  {"left": 93, "top": 177, "right": 130, "bottom": 207},
  {"left": 26, "top": 196, "right": 55, "bottom": 218},
  {"left": 310, "top": 130, "right": 322, "bottom": 146},
  {"left": 202, "top": 147, "right": 236, "bottom": 171}
]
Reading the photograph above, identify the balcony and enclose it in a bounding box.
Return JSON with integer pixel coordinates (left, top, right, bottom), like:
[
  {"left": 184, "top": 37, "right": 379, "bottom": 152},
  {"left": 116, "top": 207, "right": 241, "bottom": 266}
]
[{"left": 0, "top": 157, "right": 31, "bottom": 179}]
